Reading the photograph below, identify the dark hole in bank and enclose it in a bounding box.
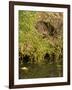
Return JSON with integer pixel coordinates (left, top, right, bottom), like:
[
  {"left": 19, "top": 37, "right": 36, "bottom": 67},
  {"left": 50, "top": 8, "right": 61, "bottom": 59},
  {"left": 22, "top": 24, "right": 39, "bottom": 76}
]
[
  {"left": 44, "top": 53, "right": 56, "bottom": 64},
  {"left": 23, "top": 55, "right": 30, "bottom": 64},
  {"left": 44, "top": 53, "right": 50, "bottom": 62}
]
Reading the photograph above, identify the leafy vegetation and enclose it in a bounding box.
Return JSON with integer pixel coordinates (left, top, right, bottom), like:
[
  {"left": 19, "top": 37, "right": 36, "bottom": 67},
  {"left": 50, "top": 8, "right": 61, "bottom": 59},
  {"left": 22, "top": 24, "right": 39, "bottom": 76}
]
[{"left": 19, "top": 10, "right": 63, "bottom": 78}]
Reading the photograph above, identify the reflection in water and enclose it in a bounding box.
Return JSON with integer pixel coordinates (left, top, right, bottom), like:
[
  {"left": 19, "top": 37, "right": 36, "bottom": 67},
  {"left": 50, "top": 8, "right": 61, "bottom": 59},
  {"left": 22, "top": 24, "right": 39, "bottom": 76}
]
[{"left": 19, "top": 62, "right": 63, "bottom": 79}]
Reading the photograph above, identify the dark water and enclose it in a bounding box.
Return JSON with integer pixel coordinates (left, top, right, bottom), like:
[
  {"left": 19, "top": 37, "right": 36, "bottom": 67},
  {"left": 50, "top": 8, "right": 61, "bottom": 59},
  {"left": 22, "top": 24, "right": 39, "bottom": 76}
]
[{"left": 19, "top": 62, "right": 63, "bottom": 79}]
